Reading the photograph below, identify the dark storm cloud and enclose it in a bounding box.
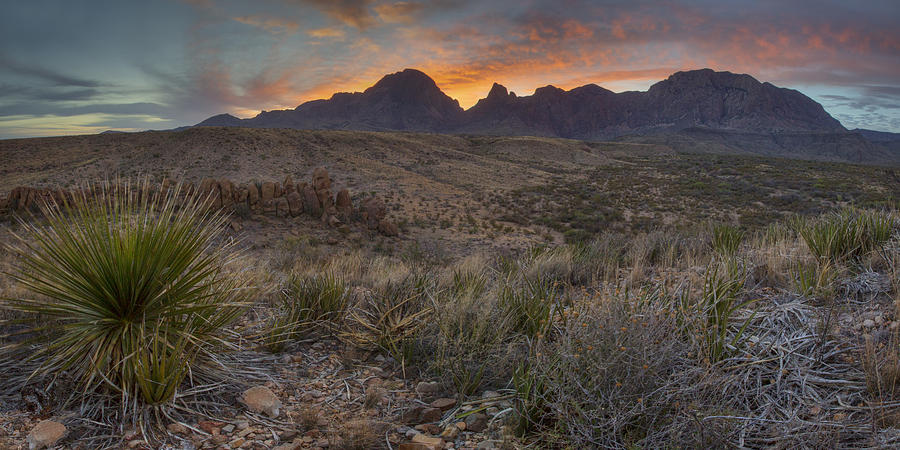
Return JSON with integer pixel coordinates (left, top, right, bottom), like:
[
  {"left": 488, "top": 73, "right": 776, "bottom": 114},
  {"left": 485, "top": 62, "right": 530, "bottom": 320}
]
[{"left": 0, "top": 55, "right": 103, "bottom": 88}]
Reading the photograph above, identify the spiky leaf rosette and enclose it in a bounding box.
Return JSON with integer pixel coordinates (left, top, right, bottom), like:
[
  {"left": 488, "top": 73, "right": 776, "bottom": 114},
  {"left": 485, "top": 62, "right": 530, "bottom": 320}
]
[{"left": 3, "top": 180, "right": 247, "bottom": 405}]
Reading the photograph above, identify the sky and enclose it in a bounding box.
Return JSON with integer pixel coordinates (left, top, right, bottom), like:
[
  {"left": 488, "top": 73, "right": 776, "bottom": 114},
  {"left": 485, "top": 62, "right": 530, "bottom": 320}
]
[{"left": 1, "top": 0, "right": 898, "bottom": 139}]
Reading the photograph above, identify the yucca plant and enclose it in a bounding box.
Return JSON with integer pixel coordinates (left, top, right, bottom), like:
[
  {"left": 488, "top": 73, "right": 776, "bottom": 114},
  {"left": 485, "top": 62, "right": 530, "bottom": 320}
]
[
  {"left": 2, "top": 180, "right": 247, "bottom": 407},
  {"left": 263, "top": 272, "right": 348, "bottom": 352},
  {"left": 711, "top": 224, "right": 744, "bottom": 256},
  {"left": 697, "top": 260, "right": 755, "bottom": 363},
  {"left": 800, "top": 209, "right": 897, "bottom": 264},
  {"left": 499, "top": 277, "right": 562, "bottom": 338}
]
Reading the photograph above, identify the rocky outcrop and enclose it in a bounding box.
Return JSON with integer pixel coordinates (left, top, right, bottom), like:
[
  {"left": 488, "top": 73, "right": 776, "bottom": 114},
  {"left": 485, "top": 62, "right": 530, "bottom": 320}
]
[{"left": 0, "top": 167, "right": 400, "bottom": 237}]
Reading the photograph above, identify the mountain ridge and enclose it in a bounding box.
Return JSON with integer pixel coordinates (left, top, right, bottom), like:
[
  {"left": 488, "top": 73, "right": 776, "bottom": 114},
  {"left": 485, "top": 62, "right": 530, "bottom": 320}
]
[
  {"left": 198, "top": 68, "right": 844, "bottom": 136},
  {"left": 194, "top": 68, "right": 900, "bottom": 164}
]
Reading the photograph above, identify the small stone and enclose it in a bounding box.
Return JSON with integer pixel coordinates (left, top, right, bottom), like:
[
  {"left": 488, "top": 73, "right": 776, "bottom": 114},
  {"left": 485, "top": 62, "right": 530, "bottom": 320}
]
[
  {"left": 874, "top": 315, "right": 884, "bottom": 326},
  {"left": 229, "top": 437, "right": 246, "bottom": 448},
  {"left": 465, "top": 413, "right": 488, "bottom": 433},
  {"left": 167, "top": 423, "right": 189, "bottom": 435},
  {"left": 242, "top": 386, "right": 282, "bottom": 417},
  {"left": 405, "top": 429, "right": 420, "bottom": 439},
  {"left": 274, "top": 444, "right": 301, "bottom": 450},
  {"left": 482, "top": 391, "right": 500, "bottom": 399},
  {"left": 127, "top": 440, "right": 144, "bottom": 448},
  {"left": 420, "top": 407, "right": 442, "bottom": 423},
  {"left": 222, "top": 424, "right": 235, "bottom": 434},
  {"left": 431, "top": 398, "right": 457, "bottom": 411},
  {"left": 236, "top": 421, "right": 250, "bottom": 430},
  {"left": 26, "top": 420, "right": 66, "bottom": 450},
  {"left": 455, "top": 422, "right": 466, "bottom": 431},
  {"left": 863, "top": 319, "right": 875, "bottom": 328},
  {"left": 485, "top": 407, "right": 499, "bottom": 416},
  {"left": 440, "top": 424, "right": 459, "bottom": 440},
  {"left": 403, "top": 405, "right": 426, "bottom": 424},
  {"left": 415, "top": 381, "right": 441, "bottom": 395},
  {"left": 199, "top": 420, "right": 223, "bottom": 435},
  {"left": 411, "top": 433, "right": 444, "bottom": 448},
  {"left": 398, "top": 444, "right": 433, "bottom": 450},
  {"left": 476, "top": 441, "right": 497, "bottom": 449}
]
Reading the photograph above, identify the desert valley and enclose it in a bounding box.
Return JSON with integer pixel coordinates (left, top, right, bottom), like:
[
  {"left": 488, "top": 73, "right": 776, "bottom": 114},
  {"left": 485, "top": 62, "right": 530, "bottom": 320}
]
[{"left": 2, "top": 1, "right": 900, "bottom": 449}]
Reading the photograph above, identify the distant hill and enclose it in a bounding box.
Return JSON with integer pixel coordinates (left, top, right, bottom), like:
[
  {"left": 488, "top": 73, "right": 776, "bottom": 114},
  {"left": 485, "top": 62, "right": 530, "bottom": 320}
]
[{"left": 194, "top": 68, "right": 899, "bottom": 164}]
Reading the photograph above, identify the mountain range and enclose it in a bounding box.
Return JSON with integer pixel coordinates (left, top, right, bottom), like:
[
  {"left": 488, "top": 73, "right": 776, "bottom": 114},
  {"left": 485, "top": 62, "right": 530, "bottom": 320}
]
[{"left": 196, "top": 68, "right": 900, "bottom": 164}]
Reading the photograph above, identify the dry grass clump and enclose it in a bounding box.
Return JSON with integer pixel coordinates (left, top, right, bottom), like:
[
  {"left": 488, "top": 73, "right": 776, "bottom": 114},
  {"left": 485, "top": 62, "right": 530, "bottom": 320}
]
[{"left": 515, "top": 289, "right": 728, "bottom": 448}]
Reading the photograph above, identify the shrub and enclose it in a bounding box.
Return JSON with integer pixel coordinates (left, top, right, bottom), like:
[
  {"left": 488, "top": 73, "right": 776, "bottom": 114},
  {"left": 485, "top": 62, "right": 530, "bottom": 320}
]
[
  {"left": 341, "top": 275, "right": 432, "bottom": 375},
  {"left": 515, "top": 292, "right": 722, "bottom": 447},
  {"left": 3, "top": 181, "right": 247, "bottom": 406},
  {"left": 424, "top": 267, "right": 518, "bottom": 395}
]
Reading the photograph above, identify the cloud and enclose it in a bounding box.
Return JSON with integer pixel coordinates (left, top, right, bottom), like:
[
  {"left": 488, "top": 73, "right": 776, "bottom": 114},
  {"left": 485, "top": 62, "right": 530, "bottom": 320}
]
[
  {"left": 375, "top": 2, "right": 424, "bottom": 24},
  {"left": 0, "top": 102, "right": 170, "bottom": 118},
  {"left": 306, "top": 27, "right": 346, "bottom": 39},
  {"left": 292, "top": 0, "right": 376, "bottom": 29},
  {"left": 0, "top": 56, "right": 103, "bottom": 88},
  {"left": 232, "top": 15, "right": 299, "bottom": 35}
]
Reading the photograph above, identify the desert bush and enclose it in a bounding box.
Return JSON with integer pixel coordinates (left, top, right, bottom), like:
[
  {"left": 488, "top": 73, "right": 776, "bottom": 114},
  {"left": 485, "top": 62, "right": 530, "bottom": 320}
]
[
  {"left": 423, "top": 277, "right": 519, "bottom": 395},
  {"left": 2, "top": 181, "right": 247, "bottom": 406},
  {"left": 515, "top": 291, "right": 726, "bottom": 447},
  {"left": 341, "top": 275, "right": 432, "bottom": 375}
]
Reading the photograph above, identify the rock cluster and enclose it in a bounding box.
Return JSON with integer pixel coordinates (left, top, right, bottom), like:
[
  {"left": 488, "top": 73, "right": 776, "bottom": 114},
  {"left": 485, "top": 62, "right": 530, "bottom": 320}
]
[{"left": 0, "top": 167, "right": 399, "bottom": 236}]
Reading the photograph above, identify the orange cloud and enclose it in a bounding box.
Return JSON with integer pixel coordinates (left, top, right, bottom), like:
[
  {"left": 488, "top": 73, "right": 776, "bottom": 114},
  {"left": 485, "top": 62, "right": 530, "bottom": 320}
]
[
  {"left": 306, "top": 27, "right": 346, "bottom": 39},
  {"left": 233, "top": 15, "right": 299, "bottom": 34},
  {"left": 375, "top": 2, "right": 424, "bottom": 24}
]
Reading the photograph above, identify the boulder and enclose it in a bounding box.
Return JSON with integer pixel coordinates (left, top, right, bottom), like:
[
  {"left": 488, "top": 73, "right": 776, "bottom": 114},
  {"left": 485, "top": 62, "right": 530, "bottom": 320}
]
[
  {"left": 312, "top": 167, "right": 331, "bottom": 193},
  {"left": 326, "top": 215, "right": 342, "bottom": 228},
  {"left": 261, "top": 182, "right": 275, "bottom": 203},
  {"left": 317, "top": 189, "right": 334, "bottom": 212},
  {"left": 286, "top": 191, "right": 303, "bottom": 217},
  {"left": 378, "top": 219, "right": 399, "bottom": 236},
  {"left": 336, "top": 189, "right": 352, "bottom": 219},
  {"left": 219, "top": 179, "right": 234, "bottom": 208},
  {"left": 27, "top": 420, "right": 66, "bottom": 449},
  {"left": 236, "top": 185, "right": 249, "bottom": 203},
  {"left": 303, "top": 185, "right": 322, "bottom": 217},
  {"left": 241, "top": 386, "right": 281, "bottom": 418},
  {"left": 275, "top": 197, "right": 290, "bottom": 217},
  {"left": 198, "top": 178, "right": 216, "bottom": 195},
  {"left": 283, "top": 175, "right": 295, "bottom": 194},
  {"left": 362, "top": 197, "right": 386, "bottom": 229},
  {"left": 247, "top": 183, "right": 259, "bottom": 206}
]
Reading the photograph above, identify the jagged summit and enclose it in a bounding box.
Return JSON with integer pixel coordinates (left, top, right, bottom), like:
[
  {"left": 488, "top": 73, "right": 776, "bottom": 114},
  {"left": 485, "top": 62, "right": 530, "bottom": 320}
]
[{"left": 196, "top": 68, "right": 846, "bottom": 138}]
